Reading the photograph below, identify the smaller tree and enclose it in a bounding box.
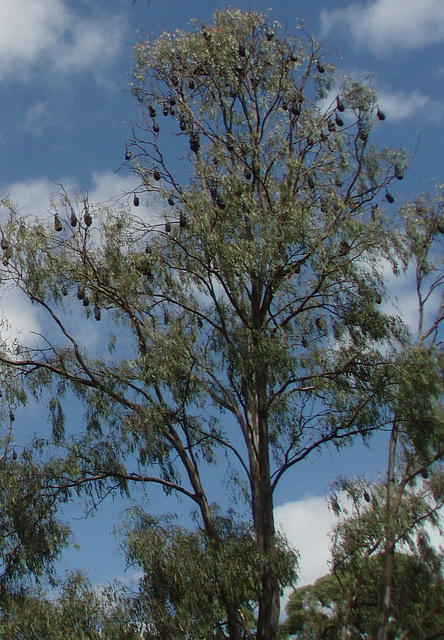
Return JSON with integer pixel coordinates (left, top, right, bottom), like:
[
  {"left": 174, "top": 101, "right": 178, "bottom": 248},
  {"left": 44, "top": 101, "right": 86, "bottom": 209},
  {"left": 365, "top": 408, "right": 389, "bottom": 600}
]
[
  {"left": 0, "top": 571, "right": 142, "bottom": 640},
  {"left": 0, "top": 409, "right": 70, "bottom": 602},
  {"left": 290, "top": 189, "right": 444, "bottom": 640},
  {"left": 282, "top": 550, "right": 444, "bottom": 640},
  {"left": 121, "top": 509, "right": 297, "bottom": 639}
]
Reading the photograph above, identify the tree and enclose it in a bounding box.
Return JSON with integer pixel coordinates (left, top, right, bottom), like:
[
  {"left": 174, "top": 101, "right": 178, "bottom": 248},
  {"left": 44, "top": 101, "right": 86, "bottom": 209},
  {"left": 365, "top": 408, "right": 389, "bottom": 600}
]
[
  {"left": 0, "top": 571, "right": 142, "bottom": 639},
  {"left": 284, "top": 189, "right": 444, "bottom": 640},
  {"left": 0, "top": 407, "right": 70, "bottom": 604},
  {"left": 0, "top": 8, "right": 415, "bottom": 639},
  {"left": 328, "top": 190, "right": 444, "bottom": 640},
  {"left": 282, "top": 550, "right": 444, "bottom": 639}
]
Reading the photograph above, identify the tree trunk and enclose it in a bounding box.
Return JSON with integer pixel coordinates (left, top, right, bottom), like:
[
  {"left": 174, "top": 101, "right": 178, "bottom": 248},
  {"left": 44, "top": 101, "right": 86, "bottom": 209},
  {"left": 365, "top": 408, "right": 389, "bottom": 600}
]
[
  {"left": 372, "top": 421, "right": 398, "bottom": 640},
  {"left": 247, "top": 390, "right": 280, "bottom": 640}
]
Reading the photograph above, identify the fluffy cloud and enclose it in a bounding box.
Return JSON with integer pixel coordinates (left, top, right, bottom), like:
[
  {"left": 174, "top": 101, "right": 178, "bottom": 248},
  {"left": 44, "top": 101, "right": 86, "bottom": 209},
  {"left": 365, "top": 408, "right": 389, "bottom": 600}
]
[
  {"left": 377, "top": 89, "right": 444, "bottom": 121},
  {"left": 0, "top": 287, "right": 43, "bottom": 347},
  {"left": 275, "top": 496, "right": 337, "bottom": 587},
  {"left": 4, "top": 172, "right": 139, "bottom": 219},
  {"left": 0, "top": 0, "right": 127, "bottom": 82},
  {"left": 321, "top": 0, "right": 444, "bottom": 54}
]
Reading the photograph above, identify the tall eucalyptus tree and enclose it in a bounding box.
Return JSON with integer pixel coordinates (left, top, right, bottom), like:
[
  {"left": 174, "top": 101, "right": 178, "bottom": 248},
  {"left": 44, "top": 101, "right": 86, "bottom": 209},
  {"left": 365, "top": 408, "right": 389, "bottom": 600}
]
[{"left": 0, "top": 9, "right": 411, "bottom": 639}]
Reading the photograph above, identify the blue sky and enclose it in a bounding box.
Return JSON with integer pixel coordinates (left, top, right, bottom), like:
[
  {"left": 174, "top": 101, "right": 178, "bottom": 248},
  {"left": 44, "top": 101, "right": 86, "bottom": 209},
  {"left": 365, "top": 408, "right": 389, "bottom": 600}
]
[{"left": 1, "top": 0, "right": 444, "bottom": 592}]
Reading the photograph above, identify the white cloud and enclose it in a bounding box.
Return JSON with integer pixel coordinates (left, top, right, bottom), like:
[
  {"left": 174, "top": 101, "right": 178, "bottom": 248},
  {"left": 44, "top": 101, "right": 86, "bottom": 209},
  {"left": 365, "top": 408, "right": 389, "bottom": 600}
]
[
  {"left": 88, "top": 171, "right": 140, "bottom": 208},
  {"left": 19, "top": 101, "right": 55, "bottom": 137},
  {"left": 4, "top": 176, "right": 75, "bottom": 220},
  {"left": 0, "top": 0, "right": 127, "bottom": 82},
  {"left": 3, "top": 172, "right": 139, "bottom": 220},
  {"left": 275, "top": 496, "right": 336, "bottom": 587},
  {"left": 0, "top": 286, "right": 43, "bottom": 347},
  {"left": 321, "top": 0, "right": 444, "bottom": 54},
  {"left": 377, "top": 89, "right": 444, "bottom": 122}
]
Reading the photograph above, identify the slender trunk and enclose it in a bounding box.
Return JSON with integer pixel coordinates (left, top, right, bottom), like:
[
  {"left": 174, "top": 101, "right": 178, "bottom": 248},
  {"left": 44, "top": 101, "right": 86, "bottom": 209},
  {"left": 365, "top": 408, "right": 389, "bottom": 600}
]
[
  {"left": 339, "top": 581, "right": 357, "bottom": 640},
  {"left": 372, "top": 421, "right": 398, "bottom": 640},
  {"left": 247, "top": 388, "right": 280, "bottom": 640}
]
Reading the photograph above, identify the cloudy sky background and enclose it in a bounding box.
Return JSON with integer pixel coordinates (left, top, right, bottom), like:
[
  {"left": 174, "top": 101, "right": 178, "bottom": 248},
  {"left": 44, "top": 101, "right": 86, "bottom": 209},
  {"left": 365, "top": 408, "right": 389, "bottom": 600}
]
[{"left": 1, "top": 0, "right": 443, "bottom": 602}]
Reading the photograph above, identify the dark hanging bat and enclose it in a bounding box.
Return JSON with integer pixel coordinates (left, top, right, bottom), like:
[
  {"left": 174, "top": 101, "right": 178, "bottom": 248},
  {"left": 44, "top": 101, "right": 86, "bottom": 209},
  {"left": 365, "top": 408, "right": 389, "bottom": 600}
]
[
  {"left": 94, "top": 304, "right": 101, "bottom": 321},
  {"left": 238, "top": 44, "right": 246, "bottom": 57},
  {"left": 84, "top": 210, "right": 93, "bottom": 227},
  {"left": 385, "top": 191, "right": 394, "bottom": 204},
  {"left": 377, "top": 108, "right": 386, "bottom": 121},
  {"left": 266, "top": 30, "right": 274, "bottom": 41},
  {"left": 133, "top": 195, "right": 140, "bottom": 207},
  {"left": 395, "top": 166, "right": 403, "bottom": 180},
  {"left": 125, "top": 148, "right": 132, "bottom": 160},
  {"left": 54, "top": 214, "right": 63, "bottom": 232},
  {"left": 336, "top": 97, "right": 345, "bottom": 112},
  {"left": 189, "top": 134, "right": 200, "bottom": 153},
  {"left": 153, "top": 123, "right": 159, "bottom": 133},
  {"left": 165, "top": 221, "right": 172, "bottom": 233},
  {"left": 70, "top": 208, "right": 78, "bottom": 227}
]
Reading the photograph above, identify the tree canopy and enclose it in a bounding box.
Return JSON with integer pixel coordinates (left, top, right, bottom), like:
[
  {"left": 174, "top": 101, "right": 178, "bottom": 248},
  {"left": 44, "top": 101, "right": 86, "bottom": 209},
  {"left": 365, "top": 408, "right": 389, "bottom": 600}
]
[
  {"left": 282, "top": 550, "right": 444, "bottom": 640},
  {"left": 0, "top": 8, "right": 442, "bottom": 640}
]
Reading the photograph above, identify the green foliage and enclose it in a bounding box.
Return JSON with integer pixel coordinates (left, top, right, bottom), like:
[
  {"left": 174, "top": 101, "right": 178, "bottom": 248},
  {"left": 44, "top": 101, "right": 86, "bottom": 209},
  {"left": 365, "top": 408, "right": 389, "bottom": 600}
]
[
  {"left": 121, "top": 509, "right": 298, "bottom": 639},
  {"left": 0, "top": 572, "right": 142, "bottom": 640},
  {"left": 282, "top": 551, "right": 444, "bottom": 640},
  {"left": 0, "top": 442, "right": 70, "bottom": 600}
]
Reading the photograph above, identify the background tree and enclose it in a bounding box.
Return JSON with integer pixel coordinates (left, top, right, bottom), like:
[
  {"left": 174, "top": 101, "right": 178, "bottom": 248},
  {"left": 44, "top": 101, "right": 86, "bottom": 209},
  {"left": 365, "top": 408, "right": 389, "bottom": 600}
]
[
  {"left": 283, "top": 189, "right": 444, "bottom": 640},
  {"left": 0, "top": 9, "right": 411, "bottom": 639},
  {"left": 282, "top": 550, "right": 444, "bottom": 639},
  {"left": 0, "top": 404, "right": 70, "bottom": 607},
  {"left": 0, "top": 571, "right": 142, "bottom": 640}
]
